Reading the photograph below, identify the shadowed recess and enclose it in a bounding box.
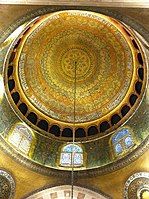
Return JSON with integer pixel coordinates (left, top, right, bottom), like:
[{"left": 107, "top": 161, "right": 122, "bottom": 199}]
[
  {"left": 37, "top": 120, "right": 49, "bottom": 131},
  {"left": 8, "top": 79, "right": 15, "bottom": 91},
  {"left": 49, "top": 125, "right": 60, "bottom": 137},
  {"left": 137, "top": 53, "right": 143, "bottom": 65},
  {"left": 100, "top": 121, "right": 110, "bottom": 133},
  {"left": 111, "top": 114, "right": 121, "bottom": 125},
  {"left": 18, "top": 103, "right": 28, "bottom": 115},
  {"left": 129, "top": 94, "right": 138, "bottom": 106},
  {"left": 88, "top": 126, "right": 98, "bottom": 136},
  {"left": 135, "top": 81, "right": 142, "bottom": 95},
  {"left": 75, "top": 128, "right": 86, "bottom": 138},
  {"left": 7, "top": 66, "right": 13, "bottom": 78},
  {"left": 11, "top": 92, "right": 20, "bottom": 104},
  {"left": 27, "top": 112, "right": 38, "bottom": 125},
  {"left": 138, "top": 68, "right": 144, "bottom": 81},
  {"left": 121, "top": 105, "right": 130, "bottom": 117},
  {"left": 62, "top": 128, "right": 73, "bottom": 137}
]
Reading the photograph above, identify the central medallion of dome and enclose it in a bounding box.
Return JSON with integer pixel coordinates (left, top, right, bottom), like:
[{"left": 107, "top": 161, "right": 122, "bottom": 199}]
[
  {"left": 4, "top": 10, "right": 146, "bottom": 140},
  {"left": 61, "top": 48, "right": 91, "bottom": 79}
]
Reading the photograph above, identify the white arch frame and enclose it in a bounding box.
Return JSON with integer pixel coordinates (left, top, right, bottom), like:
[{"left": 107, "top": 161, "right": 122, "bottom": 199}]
[{"left": 25, "top": 185, "right": 111, "bottom": 199}]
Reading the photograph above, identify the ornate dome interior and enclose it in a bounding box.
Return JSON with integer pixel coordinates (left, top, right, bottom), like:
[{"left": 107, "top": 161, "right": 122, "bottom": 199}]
[
  {"left": 4, "top": 10, "right": 147, "bottom": 142},
  {"left": 0, "top": 3, "right": 148, "bottom": 199}
]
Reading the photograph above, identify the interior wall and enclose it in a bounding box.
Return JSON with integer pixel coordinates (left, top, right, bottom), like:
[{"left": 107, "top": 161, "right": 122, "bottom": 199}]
[
  {"left": 0, "top": 5, "right": 149, "bottom": 36},
  {"left": 0, "top": 145, "right": 148, "bottom": 199},
  {"left": 0, "top": 1, "right": 149, "bottom": 8}
]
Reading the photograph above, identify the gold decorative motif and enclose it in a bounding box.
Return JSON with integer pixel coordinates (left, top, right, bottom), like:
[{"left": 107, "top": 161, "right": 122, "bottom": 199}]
[
  {"left": 3, "top": 10, "right": 147, "bottom": 141},
  {"left": 61, "top": 48, "right": 91, "bottom": 79},
  {"left": 15, "top": 11, "right": 134, "bottom": 124},
  {"left": 0, "top": 170, "right": 15, "bottom": 199},
  {"left": 124, "top": 172, "right": 149, "bottom": 199}
]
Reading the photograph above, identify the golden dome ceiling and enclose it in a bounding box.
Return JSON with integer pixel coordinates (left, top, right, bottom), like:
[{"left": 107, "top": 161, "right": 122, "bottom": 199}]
[
  {"left": 0, "top": 8, "right": 148, "bottom": 174},
  {"left": 4, "top": 10, "right": 147, "bottom": 141}
]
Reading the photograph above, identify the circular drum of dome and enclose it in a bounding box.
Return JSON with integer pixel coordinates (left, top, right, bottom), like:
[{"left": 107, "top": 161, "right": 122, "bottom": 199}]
[{"left": 4, "top": 10, "right": 148, "bottom": 141}]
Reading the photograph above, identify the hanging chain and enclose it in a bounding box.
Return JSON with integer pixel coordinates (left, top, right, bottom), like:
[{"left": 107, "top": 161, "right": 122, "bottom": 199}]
[{"left": 71, "top": 61, "right": 77, "bottom": 199}]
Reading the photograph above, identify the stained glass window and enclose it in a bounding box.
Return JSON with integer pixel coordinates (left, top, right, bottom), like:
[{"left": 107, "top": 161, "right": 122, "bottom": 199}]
[
  {"left": 111, "top": 128, "right": 134, "bottom": 156},
  {"left": 125, "top": 136, "right": 134, "bottom": 148},
  {"left": 60, "top": 144, "right": 83, "bottom": 167},
  {"left": 8, "top": 123, "right": 33, "bottom": 155},
  {"left": 115, "top": 143, "right": 123, "bottom": 154}
]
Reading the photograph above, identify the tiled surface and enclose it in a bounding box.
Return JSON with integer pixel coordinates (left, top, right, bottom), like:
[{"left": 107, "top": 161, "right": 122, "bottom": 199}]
[{"left": 0, "top": 0, "right": 149, "bottom": 8}]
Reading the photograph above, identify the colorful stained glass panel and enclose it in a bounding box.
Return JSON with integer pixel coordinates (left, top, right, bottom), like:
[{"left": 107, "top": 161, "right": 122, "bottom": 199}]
[
  {"left": 8, "top": 131, "right": 22, "bottom": 147},
  {"left": 60, "top": 153, "right": 71, "bottom": 165},
  {"left": 20, "top": 139, "right": 31, "bottom": 153},
  {"left": 73, "top": 153, "right": 83, "bottom": 165},
  {"left": 115, "top": 143, "right": 123, "bottom": 154},
  {"left": 125, "top": 136, "right": 134, "bottom": 148},
  {"left": 112, "top": 129, "right": 130, "bottom": 144},
  {"left": 63, "top": 144, "right": 83, "bottom": 153}
]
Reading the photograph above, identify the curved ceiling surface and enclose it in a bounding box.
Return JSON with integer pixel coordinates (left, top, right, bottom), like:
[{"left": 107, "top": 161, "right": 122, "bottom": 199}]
[
  {"left": 4, "top": 10, "right": 147, "bottom": 141},
  {"left": 16, "top": 10, "right": 133, "bottom": 124}
]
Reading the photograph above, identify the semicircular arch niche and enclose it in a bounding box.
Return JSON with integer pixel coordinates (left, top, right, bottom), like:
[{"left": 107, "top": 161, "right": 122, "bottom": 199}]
[
  {"left": 0, "top": 169, "right": 15, "bottom": 199},
  {"left": 24, "top": 185, "right": 111, "bottom": 199}
]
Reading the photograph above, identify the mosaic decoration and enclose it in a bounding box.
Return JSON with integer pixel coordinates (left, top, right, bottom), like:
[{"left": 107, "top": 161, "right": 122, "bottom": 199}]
[
  {"left": 0, "top": 6, "right": 148, "bottom": 175},
  {"left": 3, "top": 9, "right": 147, "bottom": 141},
  {"left": 32, "top": 134, "right": 60, "bottom": 166},
  {"left": 124, "top": 172, "right": 149, "bottom": 199},
  {"left": 17, "top": 11, "right": 133, "bottom": 123},
  {"left": 0, "top": 170, "right": 15, "bottom": 199},
  {"left": 60, "top": 144, "right": 83, "bottom": 167},
  {"left": 0, "top": 97, "right": 18, "bottom": 135}
]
